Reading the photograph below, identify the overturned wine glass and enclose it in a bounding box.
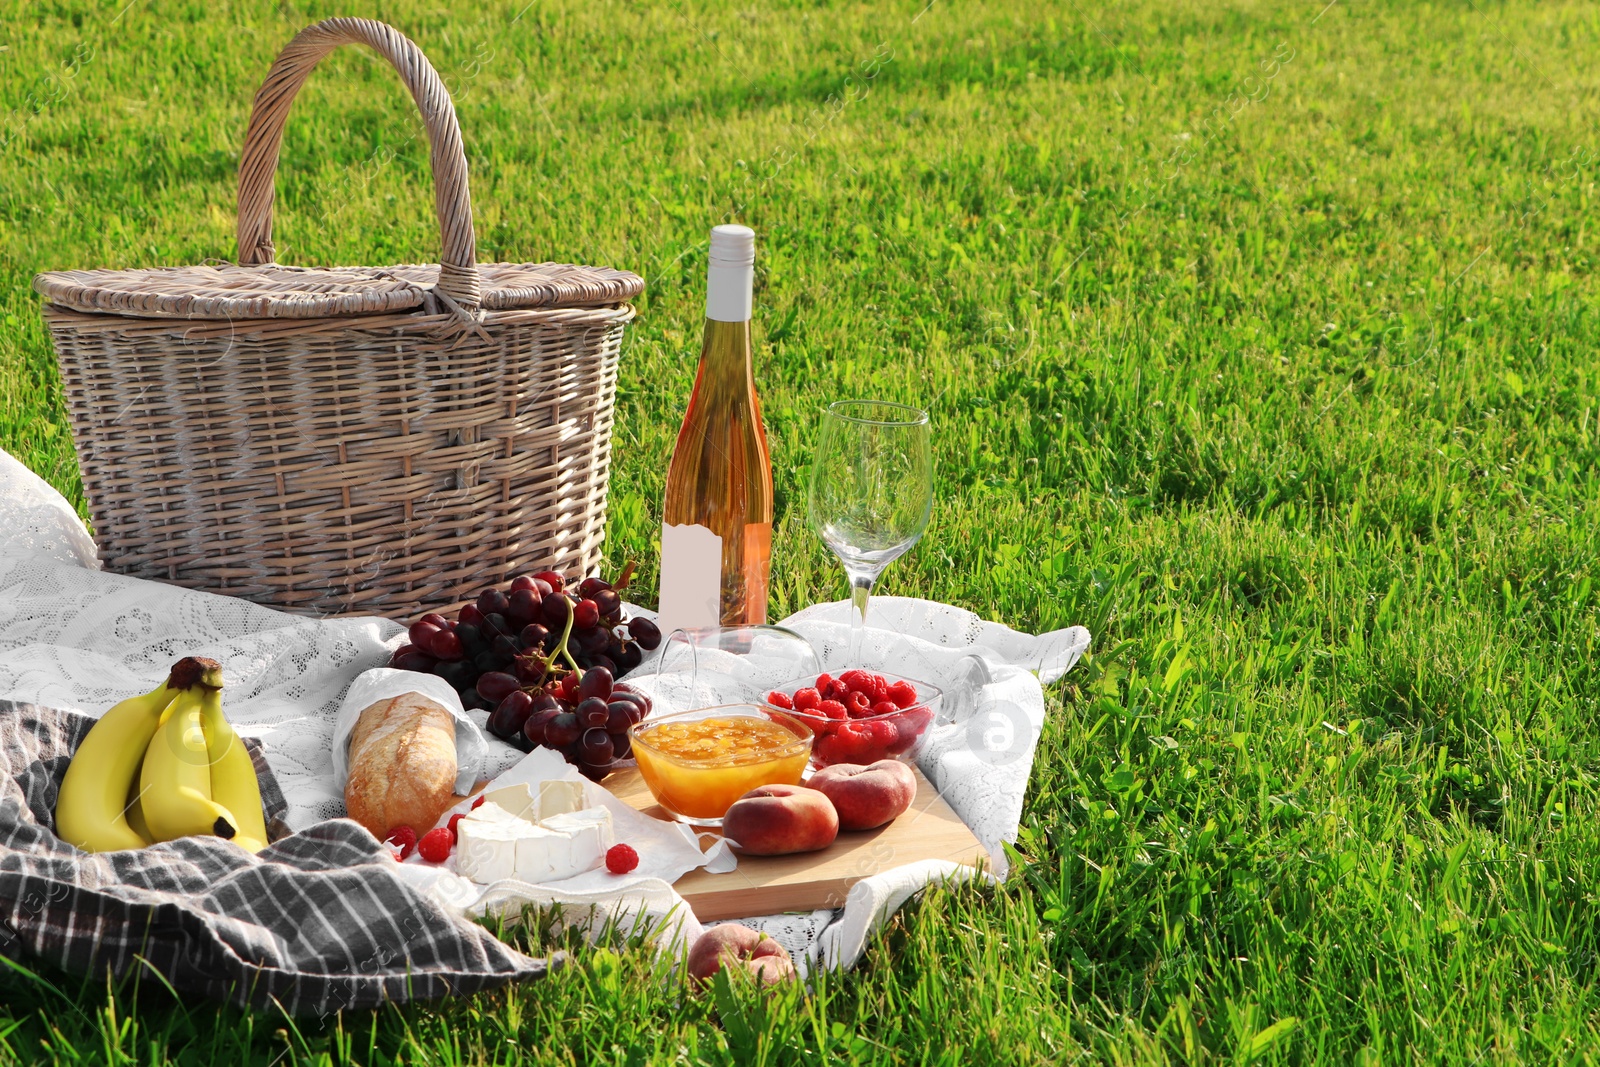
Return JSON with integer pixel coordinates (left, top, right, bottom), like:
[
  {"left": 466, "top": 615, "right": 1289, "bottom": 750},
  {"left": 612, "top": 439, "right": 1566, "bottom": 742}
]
[{"left": 638, "top": 624, "right": 821, "bottom": 714}]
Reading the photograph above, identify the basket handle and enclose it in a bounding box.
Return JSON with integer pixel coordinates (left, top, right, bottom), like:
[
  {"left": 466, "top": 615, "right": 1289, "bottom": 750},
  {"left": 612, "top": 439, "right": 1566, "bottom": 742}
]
[{"left": 236, "top": 18, "right": 481, "bottom": 309}]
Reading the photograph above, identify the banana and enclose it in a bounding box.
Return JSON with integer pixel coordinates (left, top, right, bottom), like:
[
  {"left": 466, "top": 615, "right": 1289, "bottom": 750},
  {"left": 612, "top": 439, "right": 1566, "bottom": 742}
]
[
  {"left": 53, "top": 680, "right": 173, "bottom": 852},
  {"left": 196, "top": 685, "right": 269, "bottom": 853},
  {"left": 139, "top": 683, "right": 240, "bottom": 845},
  {"left": 125, "top": 775, "right": 152, "bottom": 844}
]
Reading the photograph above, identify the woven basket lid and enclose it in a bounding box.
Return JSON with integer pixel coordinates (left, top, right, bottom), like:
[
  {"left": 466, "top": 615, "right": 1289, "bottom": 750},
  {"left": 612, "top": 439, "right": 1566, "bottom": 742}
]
[{"left": 34, "top": 261, "right": 644, "bottom": 321}]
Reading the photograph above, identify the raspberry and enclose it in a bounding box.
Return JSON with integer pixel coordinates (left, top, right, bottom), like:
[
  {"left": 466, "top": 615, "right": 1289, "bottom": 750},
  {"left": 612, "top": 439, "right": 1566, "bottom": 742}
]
[
  {"left": 766, "top": 689, "right": 794, "bottom": 710},
  {"left": 867, "top": 720, "right": 898, "bottom": 751},
  {"left": 448, "top": 812, "right": 467, "bottom": 835},
  {"left": 871, "top": 700, "right": 898, "bottom": 717},
  {"left": 839, "top": 669, "right": 874, "bottom": 694},
  {"left": 471, "top": 794, "right": 487, "bottom": 810},
  {"left": 417, "top": 827, "right": 454, "bottom": 863},
  {"left": 814, "top": 673, "right": 835, "bottom": 696},
  {"left": 832, "top": 722, "right": 877, "bottom": 763},
  {"left": 890, "top": 707, "right": 932, "bottom": 754},
  {"left": 818, "top": 699, "right": 849, "bottom": 720},
  {"left": 886, "top": 680, "right": 918, "bottom": 709},
  {"left": 813, "top": 733, "right": 848, "bottom": 765},
  {"left": 606, "top": 843, "right": 640, "bottom": 874},
  {"left": 793, "top": 687, "right": 821, "bottom": 711},
  {"left": 846, "top": 691, "right": 873, "bottom": 716},
  {"left": 384, "top": 826, "right": 418, "bottom": 860}
]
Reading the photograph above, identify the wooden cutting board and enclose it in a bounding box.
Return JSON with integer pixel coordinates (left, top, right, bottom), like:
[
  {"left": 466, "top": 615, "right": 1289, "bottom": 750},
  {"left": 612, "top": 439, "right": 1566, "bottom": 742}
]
[{"left": 605, "top": 765, "right": 988, "bottom": 922}]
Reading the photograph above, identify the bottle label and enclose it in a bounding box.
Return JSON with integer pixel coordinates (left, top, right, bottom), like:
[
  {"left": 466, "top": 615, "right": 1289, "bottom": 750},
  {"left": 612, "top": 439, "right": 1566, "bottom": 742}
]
[
  {"left": 658, "top": 523, "right": 723, "bottom": 632},
  {"left": 705, "top": 261, "right": 753, "bottom": 322}
]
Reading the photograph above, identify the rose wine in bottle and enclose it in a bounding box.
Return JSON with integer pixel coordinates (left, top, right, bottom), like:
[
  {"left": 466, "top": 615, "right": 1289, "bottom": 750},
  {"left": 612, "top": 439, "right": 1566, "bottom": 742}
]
[{"left": 658, "top": 225, "right": 774, "bottom": 630}]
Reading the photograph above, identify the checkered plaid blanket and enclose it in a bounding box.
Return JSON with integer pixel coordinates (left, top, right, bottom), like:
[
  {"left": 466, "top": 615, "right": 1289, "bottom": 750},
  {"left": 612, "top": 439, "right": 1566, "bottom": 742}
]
[{"left": 0, "top": 701, "right": 558, "bottom": 1015}]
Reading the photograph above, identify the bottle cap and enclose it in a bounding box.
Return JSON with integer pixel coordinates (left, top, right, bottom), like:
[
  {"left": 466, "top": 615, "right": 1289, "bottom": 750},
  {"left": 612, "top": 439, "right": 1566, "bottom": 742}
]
[
  {"left": 708, "top": 224, "right": 756, "bottom": 268},
  {"left": 705, "top": 225, "right": 755, "bottom": 322}
]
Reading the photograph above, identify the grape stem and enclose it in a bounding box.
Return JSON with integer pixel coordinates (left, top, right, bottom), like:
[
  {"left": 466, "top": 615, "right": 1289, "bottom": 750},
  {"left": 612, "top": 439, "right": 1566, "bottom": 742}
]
[{"left": 551, "top": 594, "right": 582, "bottom": 677}]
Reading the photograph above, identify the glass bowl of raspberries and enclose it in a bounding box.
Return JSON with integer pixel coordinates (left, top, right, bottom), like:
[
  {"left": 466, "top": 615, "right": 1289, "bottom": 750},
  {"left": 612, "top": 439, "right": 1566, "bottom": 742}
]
[{"left": 764, "top": 669, "right": 941, "bottom": 769}]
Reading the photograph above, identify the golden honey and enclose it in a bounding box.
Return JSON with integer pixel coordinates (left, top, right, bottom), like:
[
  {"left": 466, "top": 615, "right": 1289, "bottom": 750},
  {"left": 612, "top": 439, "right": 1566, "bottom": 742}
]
[{"left": 632, "top": 712, "right": 811, "bottom": 823}]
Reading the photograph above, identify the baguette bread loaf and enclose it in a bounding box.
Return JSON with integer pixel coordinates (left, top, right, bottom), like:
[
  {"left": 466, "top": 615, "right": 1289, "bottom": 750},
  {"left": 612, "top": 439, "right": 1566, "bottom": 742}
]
[{"left": 345, "top": 692, "right": 458, "bottom": 838}]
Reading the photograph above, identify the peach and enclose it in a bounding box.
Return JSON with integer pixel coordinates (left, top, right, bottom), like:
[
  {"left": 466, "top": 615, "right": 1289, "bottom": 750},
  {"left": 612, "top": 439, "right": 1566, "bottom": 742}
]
[
  {"left": 744, "top": 955, "right": 798, "bottom": 984},
  {"left": 721, "top": 784, "right": 839, "bottom": 855},
  {"left": 808, "top": 759, "right": 916, "bottom": 831},
  {"left": 687, "top": 923, "right": 795, "bottom": 985}
]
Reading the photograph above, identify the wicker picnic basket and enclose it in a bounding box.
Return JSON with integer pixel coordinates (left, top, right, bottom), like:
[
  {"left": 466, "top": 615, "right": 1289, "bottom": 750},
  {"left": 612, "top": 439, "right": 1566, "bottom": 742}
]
[{"left": 33, "top": 18, "right": 642, "bottom": 619}]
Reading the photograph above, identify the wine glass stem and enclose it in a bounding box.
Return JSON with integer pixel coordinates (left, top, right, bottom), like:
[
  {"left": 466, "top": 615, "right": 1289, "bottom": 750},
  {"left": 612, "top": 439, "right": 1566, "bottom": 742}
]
[{"left": 847, "top": 573, "right": 874, "bottom": 663}]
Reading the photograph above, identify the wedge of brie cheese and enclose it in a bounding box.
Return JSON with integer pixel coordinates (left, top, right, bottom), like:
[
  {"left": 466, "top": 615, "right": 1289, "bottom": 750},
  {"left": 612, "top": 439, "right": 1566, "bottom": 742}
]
[
  {"left": 533, "top": 780, "right": 589, "bottom": 822},
  {"left": 481, "top": 784, "right": 537, "bottom": 820},
  {"left": 454, "top": 792, "right": 615, "bottom": 884},
  {"left": 454, "top": 802, "right": 532, "bottom": 884},
  {"left": 481, "top": 779, "right": 589, "bottom": 823},
  {"left": 542, "top": 808, "right": 615, "bottom": 860}
]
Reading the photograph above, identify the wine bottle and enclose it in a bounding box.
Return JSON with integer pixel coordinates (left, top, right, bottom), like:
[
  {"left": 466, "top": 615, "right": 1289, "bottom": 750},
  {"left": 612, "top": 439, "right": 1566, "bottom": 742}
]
[{"left": 658, "top": 225, "right": 774, "bottom": 631}]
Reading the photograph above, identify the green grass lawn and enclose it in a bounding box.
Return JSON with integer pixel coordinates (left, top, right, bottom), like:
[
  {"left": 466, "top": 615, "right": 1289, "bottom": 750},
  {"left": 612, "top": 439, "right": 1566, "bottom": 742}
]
[{"left": 3, "top": 0, "right": 1600, "bottom": 1061}]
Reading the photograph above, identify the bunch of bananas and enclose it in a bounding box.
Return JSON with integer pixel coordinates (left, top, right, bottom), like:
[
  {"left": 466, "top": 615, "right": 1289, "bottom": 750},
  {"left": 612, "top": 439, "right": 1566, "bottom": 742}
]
[{"left": 55, "top": 656, "right": 268, "bottom": 853}]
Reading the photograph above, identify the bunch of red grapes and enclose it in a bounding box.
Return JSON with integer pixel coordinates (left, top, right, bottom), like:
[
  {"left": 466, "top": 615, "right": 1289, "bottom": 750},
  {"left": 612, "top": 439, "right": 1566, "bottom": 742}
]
[{"left": 389, "top": 569, "right": 663, "bottom": 780}]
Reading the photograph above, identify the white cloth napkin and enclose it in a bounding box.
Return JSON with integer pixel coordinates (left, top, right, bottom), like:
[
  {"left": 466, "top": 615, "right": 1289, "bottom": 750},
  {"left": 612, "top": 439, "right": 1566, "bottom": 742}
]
[
  {"left": 0, "top": 445, "right": 1090, "bottom": 974},
  {"left": 391, "top": 747, "right": 736, "bottom": 954}
]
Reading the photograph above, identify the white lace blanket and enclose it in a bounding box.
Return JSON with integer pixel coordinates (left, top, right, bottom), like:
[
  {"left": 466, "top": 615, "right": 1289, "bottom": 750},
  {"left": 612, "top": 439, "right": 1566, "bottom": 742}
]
[{"left": 0, "top": 448, "right": 1089, "bottom": 974}]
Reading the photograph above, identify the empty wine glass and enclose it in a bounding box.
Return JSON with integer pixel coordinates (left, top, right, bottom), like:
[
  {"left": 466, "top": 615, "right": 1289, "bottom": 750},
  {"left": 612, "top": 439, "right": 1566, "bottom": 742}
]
[
  {"left": 806, "top": 400, "right": 933, "bottom": 663},
  {"left": 643, "top": 625, "right": 821, "bottom": 713}
]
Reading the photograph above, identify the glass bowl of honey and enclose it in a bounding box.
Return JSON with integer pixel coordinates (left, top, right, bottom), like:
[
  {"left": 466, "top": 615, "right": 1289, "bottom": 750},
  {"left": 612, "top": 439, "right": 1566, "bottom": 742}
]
[
  {"left": 630, "top": 703, "right": 819, "bottom": 831},
  {"left": 629, "top": 704, "right": 814, "bottom": 827}
]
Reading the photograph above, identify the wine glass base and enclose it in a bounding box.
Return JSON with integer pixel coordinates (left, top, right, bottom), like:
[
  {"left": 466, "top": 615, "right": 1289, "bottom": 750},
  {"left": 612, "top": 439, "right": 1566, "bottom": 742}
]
[{"left": 662, "top": 810, "right": 724, "bottom": 830}]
